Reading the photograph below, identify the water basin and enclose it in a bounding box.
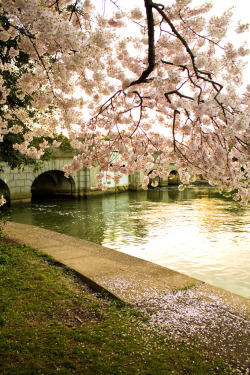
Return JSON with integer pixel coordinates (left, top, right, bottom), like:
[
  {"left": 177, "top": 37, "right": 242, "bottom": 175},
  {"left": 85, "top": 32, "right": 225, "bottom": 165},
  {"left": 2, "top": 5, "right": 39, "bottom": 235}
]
[{"left": 1, "top": 186, "right": 249, "bottom": 298}]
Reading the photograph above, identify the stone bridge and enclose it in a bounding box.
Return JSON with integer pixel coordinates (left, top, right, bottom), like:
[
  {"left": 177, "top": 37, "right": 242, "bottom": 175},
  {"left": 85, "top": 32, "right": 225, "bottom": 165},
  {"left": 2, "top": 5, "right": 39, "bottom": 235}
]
[{"left": 0, "top": 150, "right": 180, "bottom": 205}]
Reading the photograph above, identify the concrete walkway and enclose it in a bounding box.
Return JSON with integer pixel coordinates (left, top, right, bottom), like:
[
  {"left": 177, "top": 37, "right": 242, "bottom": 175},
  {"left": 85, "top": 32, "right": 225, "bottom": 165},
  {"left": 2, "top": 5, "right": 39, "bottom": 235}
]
[
  {"left": 4, "top": 222, "right": 204, "bottom": 302},
  {"left": 4, "top": 221, "right": 250, "bottom": 373}
]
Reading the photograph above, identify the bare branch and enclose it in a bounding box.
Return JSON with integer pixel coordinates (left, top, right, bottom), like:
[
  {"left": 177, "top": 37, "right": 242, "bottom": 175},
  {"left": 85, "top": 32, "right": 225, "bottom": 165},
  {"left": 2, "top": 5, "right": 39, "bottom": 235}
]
[
  {"left": 172, "top": 109, "right": 180, "bottom": 152},
  {"left": 162, "top": 62, "right": 204, "bottom": 102},
  {"left": 96, "top": 90, "right": 123, "bottom": 116},
  {"left": 164, "top": 90, "right": 194, "bottom": 103},
  {"left": 128, "top": 0, "right": 155, "bottom": 87}
]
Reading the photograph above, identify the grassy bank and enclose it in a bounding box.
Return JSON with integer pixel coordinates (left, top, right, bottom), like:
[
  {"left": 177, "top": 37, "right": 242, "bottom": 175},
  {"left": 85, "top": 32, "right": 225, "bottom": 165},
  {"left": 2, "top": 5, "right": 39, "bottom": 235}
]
[{"left": 0, "top": 238, "right": 235, "bottom": 375}]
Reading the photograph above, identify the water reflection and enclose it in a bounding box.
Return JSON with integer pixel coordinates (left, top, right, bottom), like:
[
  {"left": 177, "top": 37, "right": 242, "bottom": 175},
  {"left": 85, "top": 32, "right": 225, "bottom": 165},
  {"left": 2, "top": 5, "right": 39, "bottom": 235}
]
[{"left": 1, "top": 186, "right": 249, "bottom": 298}]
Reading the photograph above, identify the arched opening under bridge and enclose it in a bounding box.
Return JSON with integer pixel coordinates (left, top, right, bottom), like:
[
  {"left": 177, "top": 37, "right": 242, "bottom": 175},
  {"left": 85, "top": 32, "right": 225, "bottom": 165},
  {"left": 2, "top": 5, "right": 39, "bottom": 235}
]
[
  {"left": 168, "top": 170, "right": 180, "bottom": 186},
  {"left": 31, "top": 170, "right": 76, "bottom": 200},
  {"left": 148, "top": 170, "right": 161, "bottom": 188},
  {"left": 0, "top": 179, "right": 10, "bottom": 206}
]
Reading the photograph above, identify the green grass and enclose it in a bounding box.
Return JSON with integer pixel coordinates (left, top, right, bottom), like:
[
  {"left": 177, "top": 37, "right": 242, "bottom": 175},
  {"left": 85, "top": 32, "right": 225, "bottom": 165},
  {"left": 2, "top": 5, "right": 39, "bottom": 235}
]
[
  {"left": 0, "top": 239, "right": 235, "bottom": 375},
  {"left": 173, "top": 284, "right": 197, "bottom": 292}
]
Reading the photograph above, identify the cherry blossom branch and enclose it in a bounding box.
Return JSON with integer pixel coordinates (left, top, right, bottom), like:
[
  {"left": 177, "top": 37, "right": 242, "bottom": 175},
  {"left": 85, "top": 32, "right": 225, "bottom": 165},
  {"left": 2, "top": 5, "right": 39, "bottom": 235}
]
[
  {"left": 48, "top": 0, "right": 60, "bottom": 8},
  {"left": 178, "top": 10, "right": 224, "bottom": 50},
  {"left": 68, "top": 0, "right": 84, "bottom": 28},
  {"left": 174, "top": 142, "right": 208, "bottom": 173},
  {"left": 172, "top": 109, "right": 180, "bottom": 152},
  {"left": 27, "top": 37, "right": 55, "bottom": 92},
  {"left": 184, "top": 109, "right": 194, "bottom": 125},
  {"left": 154, "top": 4, "right": 223, "bottom": 87},
  {"left": 107, "top": 0, "right": 120, "bottom": 10},
  {"left": 161, "top": 60, "right": 203, "bottom": 102},
  {"left": 6, "top": 20, "right": 55, "bottom": 92},
  {"left": 128, "top": 0, "right": 155, "bottom": 86},
  {"left": 94, "top": 90, "right": 123, "bottom": 116},
  {"left": 164, "top": 90, "right": 194, "bottom": 103},
  {"left": 7, "top": 22, "right": 36, "bottom": 40},
  {"left": 153, "top": 3, "right": 230, "bottom": 120},
  {"left": 128, "top": 91, "right": 144, "bottom": 138},
  {"left": 235, "top": 137, "right": 249, "bottom": 150}
]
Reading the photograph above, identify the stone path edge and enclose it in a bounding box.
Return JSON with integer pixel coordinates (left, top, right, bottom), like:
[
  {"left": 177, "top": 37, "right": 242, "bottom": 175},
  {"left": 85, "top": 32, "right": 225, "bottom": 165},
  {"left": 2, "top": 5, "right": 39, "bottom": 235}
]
[{"left": 3, "top": 221, "right": 250, "bottom": 320}]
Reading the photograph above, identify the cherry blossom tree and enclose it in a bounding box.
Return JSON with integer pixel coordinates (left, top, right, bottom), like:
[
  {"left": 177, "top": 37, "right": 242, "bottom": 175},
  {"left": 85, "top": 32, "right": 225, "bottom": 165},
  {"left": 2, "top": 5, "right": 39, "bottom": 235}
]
[{"left": 0, "top": 0, "right": 249, "bottom": 205}]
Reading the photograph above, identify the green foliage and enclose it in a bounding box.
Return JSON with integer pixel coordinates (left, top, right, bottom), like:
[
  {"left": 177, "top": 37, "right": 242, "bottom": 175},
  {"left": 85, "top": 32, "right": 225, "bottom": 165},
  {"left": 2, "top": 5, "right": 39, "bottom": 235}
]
[
  {"left": 66, "top": 3, "right": 85, "bottom": 16},
  {"left": 54, "top": 133, "right": 75, "bottom": 154},
  {"left": 173, "top": 283, "right": 197, "bottom": 292},
  {"left": 0, "top": 133, "right": 51, "bottom": 170},
  {"left": 0, "top": 222, "right": 5, "bottom": 239},
  {"left": 0, "top": 132, "right": 74, "bottom": 171}
]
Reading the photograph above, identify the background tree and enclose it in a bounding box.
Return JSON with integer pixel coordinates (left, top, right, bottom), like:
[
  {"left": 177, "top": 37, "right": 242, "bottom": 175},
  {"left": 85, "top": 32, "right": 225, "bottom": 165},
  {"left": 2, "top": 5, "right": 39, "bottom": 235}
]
[{"left": 0, "top": 0, "right": 249, "bottom": 204}]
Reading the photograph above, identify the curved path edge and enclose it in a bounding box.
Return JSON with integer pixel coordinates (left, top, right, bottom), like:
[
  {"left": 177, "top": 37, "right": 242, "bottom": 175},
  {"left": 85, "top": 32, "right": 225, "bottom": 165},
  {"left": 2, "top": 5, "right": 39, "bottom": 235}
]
[
  {"left": 4, "top": 222, "right": 249, "bottom": 311},
  {"left": 4, "top": 221, "right": 250, "bottom": 372}
]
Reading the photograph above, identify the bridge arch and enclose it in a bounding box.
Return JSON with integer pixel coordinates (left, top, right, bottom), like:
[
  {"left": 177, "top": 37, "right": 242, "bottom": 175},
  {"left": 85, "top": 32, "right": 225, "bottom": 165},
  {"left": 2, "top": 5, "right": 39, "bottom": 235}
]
[
  {"left": 168, "top": 170, "right": 180, "bottom": 185},
  {"left": 31, "top": 170, "right": 76, "bottom": 199},
  {"left": 148, "top": 170, "right": 161, "bottom": 188},
  {"left": 0, "top": 179, "right": 10, "bottom": 206}
]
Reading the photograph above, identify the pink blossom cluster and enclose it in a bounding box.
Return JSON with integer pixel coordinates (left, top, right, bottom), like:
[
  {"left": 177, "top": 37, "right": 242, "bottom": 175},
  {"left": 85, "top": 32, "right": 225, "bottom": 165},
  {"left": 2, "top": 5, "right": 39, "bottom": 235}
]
[{"left": 0, "top": 0, "right": 249, "bottom": 204}]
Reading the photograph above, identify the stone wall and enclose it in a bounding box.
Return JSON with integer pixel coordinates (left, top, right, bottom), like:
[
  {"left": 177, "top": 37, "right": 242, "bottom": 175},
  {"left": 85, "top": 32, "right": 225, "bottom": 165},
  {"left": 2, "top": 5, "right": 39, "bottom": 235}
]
[
  {"left": 0, "top": 153, "right": 146, "bottom": 204},
  {"left": 0, "top": 150, "right": 181, "bottom": 205}
]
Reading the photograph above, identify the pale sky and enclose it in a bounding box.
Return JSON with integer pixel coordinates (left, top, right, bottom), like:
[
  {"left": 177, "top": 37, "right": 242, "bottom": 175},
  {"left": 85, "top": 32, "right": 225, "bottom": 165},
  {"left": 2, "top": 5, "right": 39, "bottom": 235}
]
[
  {"left": 210, "top": 0, "right": 249, "bottom": 21},
  {"left": 104, "top": 0, "right": 250, "bottom": 20}
]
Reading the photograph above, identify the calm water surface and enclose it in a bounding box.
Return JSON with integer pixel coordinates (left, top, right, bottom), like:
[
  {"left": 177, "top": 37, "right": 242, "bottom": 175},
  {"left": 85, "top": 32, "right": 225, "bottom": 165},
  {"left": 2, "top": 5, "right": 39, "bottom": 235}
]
[{"left": 1, "top": 187, "right": 249, "bottom": 298}]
